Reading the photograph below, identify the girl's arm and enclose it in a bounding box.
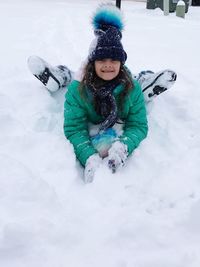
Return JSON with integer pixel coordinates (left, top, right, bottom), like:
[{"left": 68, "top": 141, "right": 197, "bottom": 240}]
[
  {"left": 119, "top": 81, "right": 148, "bottom": 155},
  {"left": 63, "top": 81, "right": 97, "bottom": 166}
]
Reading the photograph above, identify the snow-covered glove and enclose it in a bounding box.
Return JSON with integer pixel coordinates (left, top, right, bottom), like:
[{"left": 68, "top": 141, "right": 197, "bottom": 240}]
[
  {"left": 108, "top": 141, "right": 128, "bottom": 173},
  {"left": 84, "top": 154, "right": 102, "bottom": 183}
]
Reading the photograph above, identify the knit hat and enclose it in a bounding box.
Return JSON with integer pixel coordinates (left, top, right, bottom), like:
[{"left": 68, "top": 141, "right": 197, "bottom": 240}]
[{"left": 88, "top": 4, "right": 127, "bottom": 64}]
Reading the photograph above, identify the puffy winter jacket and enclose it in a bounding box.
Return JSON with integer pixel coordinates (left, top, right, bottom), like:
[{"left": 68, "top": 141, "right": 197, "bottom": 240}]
[{"left": 64, "top": 79, "right": 148, "bottom": 166}]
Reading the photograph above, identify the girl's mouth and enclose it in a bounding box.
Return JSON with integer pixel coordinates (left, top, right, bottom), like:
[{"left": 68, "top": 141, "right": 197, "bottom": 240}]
[{"left": 101, "top": 70, "right": 114, "bottom": 73}]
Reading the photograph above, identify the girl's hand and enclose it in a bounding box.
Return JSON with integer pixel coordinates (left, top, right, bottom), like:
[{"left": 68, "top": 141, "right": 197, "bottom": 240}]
[
  {"left": 84, "top": 154, "right": 102, "bottom": 183},
  {"left": 108, "top": 141, "right": 128, "bottom": 173}
]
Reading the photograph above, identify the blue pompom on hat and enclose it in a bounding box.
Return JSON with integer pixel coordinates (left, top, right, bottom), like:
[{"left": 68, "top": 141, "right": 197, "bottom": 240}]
[{"left": 88, "top": 4, "right": 127, "bottom": 64}]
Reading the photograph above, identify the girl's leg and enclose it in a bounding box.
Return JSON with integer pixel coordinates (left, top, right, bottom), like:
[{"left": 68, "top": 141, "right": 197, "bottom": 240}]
[
  {"left": 135, "top": 69, "right": 177, "bottom": 102},
  {"left": 27, "top": 56, "right": 74, "bottom": 92}
]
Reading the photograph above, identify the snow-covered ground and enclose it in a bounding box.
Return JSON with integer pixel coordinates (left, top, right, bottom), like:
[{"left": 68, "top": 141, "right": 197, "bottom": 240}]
[{"left": 0, "top": 0, "right": 200, "bottom": 266}]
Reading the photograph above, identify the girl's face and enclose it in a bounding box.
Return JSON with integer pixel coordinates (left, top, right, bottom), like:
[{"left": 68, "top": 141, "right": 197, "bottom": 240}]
[{"left": 94, "top": 59, "right": 121, "bottom": 81}]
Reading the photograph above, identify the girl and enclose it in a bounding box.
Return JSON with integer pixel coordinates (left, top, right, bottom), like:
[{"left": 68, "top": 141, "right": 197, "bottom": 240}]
[
  {"left": 28, "top": 4, "right": 177, "bottom": 183},
  {"left": 63, "top": 4, "right": 148, "bottom": 183}
]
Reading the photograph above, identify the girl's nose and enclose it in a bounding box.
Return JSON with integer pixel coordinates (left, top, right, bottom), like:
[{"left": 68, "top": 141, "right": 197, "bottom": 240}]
[
  {"left": 104, "top": 64, "right": 111, "bottom": 69},
  {"left": 103, "top": 61, "right": 112, "bottom": 68}
]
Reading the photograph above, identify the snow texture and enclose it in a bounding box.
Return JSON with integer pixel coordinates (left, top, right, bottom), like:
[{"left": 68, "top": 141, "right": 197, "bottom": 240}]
[
  {"left": 0, "top": 0, "right": 200, "bottom": 266},
  {"left": 177, "top": 0, "right": 186, "bottom": 6}
]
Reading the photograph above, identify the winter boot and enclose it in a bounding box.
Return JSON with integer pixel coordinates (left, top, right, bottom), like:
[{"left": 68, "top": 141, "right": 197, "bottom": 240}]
[
  {"left": 27, "top": 56, "right": 73, "bottom": 92},
  {"left": 136, "top": 69, "right": 177, "bottom": 102}
]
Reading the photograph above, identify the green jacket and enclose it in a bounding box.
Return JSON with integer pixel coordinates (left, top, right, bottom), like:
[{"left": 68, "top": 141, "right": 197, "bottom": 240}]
[{"left": 64, "top": 79, "right": 148, "bottom": 166}]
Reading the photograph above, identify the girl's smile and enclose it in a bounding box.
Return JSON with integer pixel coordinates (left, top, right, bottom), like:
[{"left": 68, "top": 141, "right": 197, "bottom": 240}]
[{"left": 95, "top": 59, "right": 121, "bottom": 81}]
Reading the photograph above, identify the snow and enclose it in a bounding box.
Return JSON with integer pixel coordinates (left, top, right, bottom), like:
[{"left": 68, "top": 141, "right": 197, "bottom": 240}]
[
  {"left": 177, "top": 0, "right": 186, "bottom": 6},
  {"left": 0, "top": 0, "right": 200, "bottom": 266}
]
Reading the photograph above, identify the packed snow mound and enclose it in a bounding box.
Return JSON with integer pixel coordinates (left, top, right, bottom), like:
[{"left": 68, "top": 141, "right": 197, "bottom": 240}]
[{"left": 0, "top": 1, "right": 200, "bottom": 267}]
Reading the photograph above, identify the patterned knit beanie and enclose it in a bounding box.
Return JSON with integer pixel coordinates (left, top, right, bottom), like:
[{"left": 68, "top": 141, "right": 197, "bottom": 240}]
[{"left": 88, "top": 4, "right": 127, "bottom": 64}]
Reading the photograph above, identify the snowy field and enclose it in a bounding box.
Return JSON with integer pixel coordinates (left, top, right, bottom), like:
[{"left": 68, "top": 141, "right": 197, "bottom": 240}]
[{"left": 0, "top": 0, "right": 200, "bottom": 266}]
